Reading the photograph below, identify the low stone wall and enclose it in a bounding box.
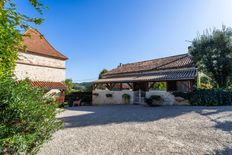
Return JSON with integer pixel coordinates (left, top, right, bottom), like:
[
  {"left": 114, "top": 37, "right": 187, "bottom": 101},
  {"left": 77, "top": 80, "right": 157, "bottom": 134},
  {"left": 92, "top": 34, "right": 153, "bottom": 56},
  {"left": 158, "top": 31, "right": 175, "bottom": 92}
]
[
  {"left": 92, "top": 90, "right": 134, "bottom": 105},
  {"left": 92, "top": 90, "right": 186, "bottom": 106},
  {"left": 145, "top": 90, "right": 176, "bottom": 105}
]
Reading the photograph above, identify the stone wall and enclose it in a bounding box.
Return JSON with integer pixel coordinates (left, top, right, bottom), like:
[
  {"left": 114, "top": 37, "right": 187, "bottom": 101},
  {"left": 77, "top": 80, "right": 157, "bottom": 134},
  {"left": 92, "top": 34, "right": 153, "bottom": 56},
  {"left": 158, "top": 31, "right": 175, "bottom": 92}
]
[
  {"left": 146, "top": 90, "right": 176, "bottom": 105},
  {"left": 92, "top": 89, "right": 134, "bottom": 105},
  {"left": 92, "top": 90, "right": 182, "bottom": 106},
  {"left": 17, "top": 52, "right": 65, "bottom": 68},
  {"left": 14, "top": 52, "right": 66, "bottom": 82}
]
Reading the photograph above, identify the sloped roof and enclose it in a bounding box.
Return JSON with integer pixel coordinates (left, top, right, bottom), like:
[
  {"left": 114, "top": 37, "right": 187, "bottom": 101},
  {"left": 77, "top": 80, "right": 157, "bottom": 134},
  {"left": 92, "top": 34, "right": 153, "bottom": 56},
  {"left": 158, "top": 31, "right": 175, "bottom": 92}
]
[
  {"left": 22, "top": 29, "right": 68, "bottom": 60},
  {"left": 30, "top": 81, "right": 66, "bottom": 90},
  {"left": 103, "top": 54, "right": 193, "bottom": 78},
  {"left": 94, "top": 68, "right": 197, "bottom": 83}
]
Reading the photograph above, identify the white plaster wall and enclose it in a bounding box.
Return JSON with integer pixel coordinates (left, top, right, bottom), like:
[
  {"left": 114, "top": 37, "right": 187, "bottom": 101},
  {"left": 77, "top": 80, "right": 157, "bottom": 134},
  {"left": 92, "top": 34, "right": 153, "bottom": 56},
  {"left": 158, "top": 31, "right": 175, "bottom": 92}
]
[
  {"left": 17, "top": 52, "right": 65, "bottom": 68},
  {"left": 14, "top": 63, "right": 65, "bottom": 82},
  {"left": 92, "top": 89, "right": 134, "bottom": 105},
  {"left": 146, "top": 90, "right": 176, "bottom": 105}
]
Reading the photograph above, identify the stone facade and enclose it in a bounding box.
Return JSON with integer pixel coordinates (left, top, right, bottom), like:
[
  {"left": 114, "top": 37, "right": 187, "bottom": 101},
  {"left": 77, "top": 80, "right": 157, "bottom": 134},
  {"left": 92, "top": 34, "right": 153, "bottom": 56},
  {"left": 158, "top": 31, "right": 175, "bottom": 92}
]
[
  {"left": 92, "top": 89, "right": 134, "bottom": 105},
  {"left": 14, "top": 52, "right": 66, "bottom": 82},
  {"left": 92, "top": 90, "right": 179, "bottom": 105},
  {"left": 146, "top": 90, "right": 176, "bottom": 105},
  {"left": 18, "top": 52, "right": 65, "bottom": 68},
  {"left": 92, "top": 89, "right": 191, "bottom": 105}
]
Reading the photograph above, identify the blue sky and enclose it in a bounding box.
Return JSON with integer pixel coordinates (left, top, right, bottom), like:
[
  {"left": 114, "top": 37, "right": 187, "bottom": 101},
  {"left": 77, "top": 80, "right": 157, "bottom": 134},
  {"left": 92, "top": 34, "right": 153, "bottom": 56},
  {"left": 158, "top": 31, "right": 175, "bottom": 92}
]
[{"left": 17, "top": 0, "right": 232, "bottom": 82}]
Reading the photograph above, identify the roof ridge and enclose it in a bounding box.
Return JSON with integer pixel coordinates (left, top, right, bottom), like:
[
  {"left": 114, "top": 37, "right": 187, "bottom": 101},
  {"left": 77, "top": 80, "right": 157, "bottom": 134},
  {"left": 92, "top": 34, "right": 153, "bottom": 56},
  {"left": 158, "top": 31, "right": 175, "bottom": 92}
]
[{"left": 120, "top": 53, "right": 188, "bottom": 67}]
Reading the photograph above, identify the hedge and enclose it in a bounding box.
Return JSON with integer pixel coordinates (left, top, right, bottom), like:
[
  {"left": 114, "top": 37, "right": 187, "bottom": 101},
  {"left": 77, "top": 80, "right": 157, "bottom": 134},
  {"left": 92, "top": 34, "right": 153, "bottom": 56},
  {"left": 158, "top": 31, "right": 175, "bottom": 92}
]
[
  {"left": 173, "top": 89, "right": 232, "bottom": 106},
  {"left": 190, "top": 89, "right": 232, "bottom": 106}
]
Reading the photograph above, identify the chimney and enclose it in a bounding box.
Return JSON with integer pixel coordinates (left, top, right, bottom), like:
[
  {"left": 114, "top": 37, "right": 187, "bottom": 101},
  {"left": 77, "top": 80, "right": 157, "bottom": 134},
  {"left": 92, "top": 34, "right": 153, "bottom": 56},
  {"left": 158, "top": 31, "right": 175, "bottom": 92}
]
[{"left": 118, "top": 63, "right": 123, "bottom": 67}]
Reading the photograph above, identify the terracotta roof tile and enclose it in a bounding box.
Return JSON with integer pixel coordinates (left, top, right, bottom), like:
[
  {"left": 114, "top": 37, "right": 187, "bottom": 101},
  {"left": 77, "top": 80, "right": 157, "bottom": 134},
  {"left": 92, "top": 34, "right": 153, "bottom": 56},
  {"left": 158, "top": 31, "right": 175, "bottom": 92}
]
[
  {"left": 22, "top": 29, "right": 68, "bottom": 60},
  {"left": 94, "top": 68, "right": 197, "bottom": 83},
  {"left": 103, "top": 54, "right": 193, "bottom": 77},
  {"left": 30, "top": 81, "right": 66, "bottom": 90}
]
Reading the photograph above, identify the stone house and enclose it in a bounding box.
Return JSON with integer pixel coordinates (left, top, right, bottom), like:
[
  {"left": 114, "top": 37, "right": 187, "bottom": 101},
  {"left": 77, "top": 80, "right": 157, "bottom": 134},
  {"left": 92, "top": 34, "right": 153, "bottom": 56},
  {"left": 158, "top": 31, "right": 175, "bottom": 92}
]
[
  {"left": 92, "top": 54, "right": 197, "bottom": 105},
  {"left": 14, "top": 29, "right": 68, "bottom": 102}
]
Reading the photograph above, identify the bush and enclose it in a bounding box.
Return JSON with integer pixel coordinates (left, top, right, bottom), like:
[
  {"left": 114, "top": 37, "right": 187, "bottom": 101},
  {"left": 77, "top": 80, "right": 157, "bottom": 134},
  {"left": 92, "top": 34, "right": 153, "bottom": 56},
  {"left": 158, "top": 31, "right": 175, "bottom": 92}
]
[
  {"left": 150, "top": 95, "right": 161, "bottom": 101},
  {"left": 145, "top": 95, "right": 162, "bottom": 106},
  {"left": 122, "top": 94, "right": 130, "bottom": 104},
  {"left": 172, "top": 92, "right": 192, "bottom": 100},
  {"left": 0, "top": 75, "right": 63, "bottom": 154},
  {"left": 190, "top": 89, "right": 232, "bottom": 106}
]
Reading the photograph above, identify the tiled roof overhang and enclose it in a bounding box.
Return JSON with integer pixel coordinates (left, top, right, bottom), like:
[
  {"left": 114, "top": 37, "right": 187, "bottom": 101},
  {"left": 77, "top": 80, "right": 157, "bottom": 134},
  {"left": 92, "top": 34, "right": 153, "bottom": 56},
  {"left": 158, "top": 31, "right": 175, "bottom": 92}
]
[
  {"left": 93, "top": 68, "right": 197, "bottom": 83},
  {"left": 30, "top": 81, "right": 66, "bottom": 90}
]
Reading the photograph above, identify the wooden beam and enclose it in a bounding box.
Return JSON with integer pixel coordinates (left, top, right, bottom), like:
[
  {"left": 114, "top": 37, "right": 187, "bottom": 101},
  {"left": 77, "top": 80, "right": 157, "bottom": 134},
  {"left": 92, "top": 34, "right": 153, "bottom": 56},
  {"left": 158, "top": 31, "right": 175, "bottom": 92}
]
[
  {"left": 105, "top": 83, "right": 111, "bottom": 90},
  {"left": 120, "top": 83, "right": 123, "bottom": 90},
  {"left": 92, "top": 84, "right": 97, "bottom": 90},
  {"left": 127, "top": 83, "right": 133, "bottom": 89},
  {"left": 110, "top": 83, "right": 116, "bottom": 90}
]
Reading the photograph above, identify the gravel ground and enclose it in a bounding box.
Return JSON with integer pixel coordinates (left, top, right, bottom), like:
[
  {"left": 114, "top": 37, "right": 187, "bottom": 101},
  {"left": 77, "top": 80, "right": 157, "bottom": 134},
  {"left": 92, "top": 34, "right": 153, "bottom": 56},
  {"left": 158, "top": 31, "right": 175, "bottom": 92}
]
[{"left": 38, "top": 105, "right": 232, "bottom": 155}]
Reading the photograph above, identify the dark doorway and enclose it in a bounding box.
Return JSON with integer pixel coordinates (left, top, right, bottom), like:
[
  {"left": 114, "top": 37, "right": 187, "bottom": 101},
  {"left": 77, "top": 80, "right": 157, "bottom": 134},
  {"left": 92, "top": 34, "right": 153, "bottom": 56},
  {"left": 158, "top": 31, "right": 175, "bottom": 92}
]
[
  {"left": 167, "top": 81, "right": 177, "bottom": 91},
  {"left": 133, "top": 82, "right": 148, "bottom": 91}
]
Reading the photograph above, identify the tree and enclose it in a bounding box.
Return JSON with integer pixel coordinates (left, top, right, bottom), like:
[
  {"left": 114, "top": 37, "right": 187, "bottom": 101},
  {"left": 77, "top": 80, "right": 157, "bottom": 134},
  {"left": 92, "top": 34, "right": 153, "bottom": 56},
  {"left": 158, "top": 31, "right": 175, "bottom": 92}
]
[
  {"left": 0, "top": 1, "right": 62, "bottom": 154},
  {"left": 189, "top": 26, "right": 232, "bottom": 88},
  {"left": 0, "top": 0, "right": 44, "bottom": 75},
  {"left": 64, "top": 79, "right": 74, "bottom": 94},
  {"left": 99, "top": 69, "right": 108, "bottom": 79}
]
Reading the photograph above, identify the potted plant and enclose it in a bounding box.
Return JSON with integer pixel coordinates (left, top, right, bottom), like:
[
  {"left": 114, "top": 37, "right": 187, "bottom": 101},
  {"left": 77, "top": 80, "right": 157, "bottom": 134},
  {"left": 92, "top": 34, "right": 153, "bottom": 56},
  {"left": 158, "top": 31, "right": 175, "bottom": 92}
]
[
  {"left": 106, "top": 93, "right": 113, "bottom": 98},
  {"left": 122, "top": 94, "right": 130, "bottom": 104}
]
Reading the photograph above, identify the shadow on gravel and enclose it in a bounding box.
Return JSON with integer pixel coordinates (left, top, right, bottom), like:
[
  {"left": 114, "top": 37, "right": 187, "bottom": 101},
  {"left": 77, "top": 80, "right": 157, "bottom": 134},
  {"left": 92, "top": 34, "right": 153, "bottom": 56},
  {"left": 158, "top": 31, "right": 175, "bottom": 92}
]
[
  {"left": 213, "top": 147, "right": 232, "bottom": 155},
  {"left": 60, "top": 105, "right": 232, "bottom": 129},
  {"left": 198, "top": 108, "right": 232, "bottom": 132}
]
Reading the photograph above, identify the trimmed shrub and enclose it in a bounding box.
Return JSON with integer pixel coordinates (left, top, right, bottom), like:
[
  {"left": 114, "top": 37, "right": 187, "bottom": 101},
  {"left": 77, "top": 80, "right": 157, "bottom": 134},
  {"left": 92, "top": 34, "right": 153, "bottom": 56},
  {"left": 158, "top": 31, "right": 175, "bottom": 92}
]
[
  {"left": 190, "top": 89, "right": 232, "bottom": 106},
  {"left": 145, "top": 95, "right": 162, "bottom": 106},
  {"left": 122, "top": 94, "right": 130, "bottom": 104},
  {"left": 0, "top": 75, "right": 63, "bottom": 154}
]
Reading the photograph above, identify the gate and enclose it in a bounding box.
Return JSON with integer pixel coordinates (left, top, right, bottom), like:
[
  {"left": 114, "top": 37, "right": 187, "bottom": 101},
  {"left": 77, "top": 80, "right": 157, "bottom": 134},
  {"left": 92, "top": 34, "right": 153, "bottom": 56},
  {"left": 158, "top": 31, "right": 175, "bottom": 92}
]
[{"left": 133, "top": 90, "right": 145, "bottom": 104}]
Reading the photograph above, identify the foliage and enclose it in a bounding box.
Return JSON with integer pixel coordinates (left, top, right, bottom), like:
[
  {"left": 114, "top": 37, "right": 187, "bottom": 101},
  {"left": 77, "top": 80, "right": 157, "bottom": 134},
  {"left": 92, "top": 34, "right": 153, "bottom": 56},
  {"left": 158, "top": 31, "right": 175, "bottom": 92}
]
[
  {"left": 64, "top": 79, "right": 74, "bottom": 95},
  {"left": 150, "top": 95, "right": 161, "bottom": 101},
  {"left": 190, "top": 89, "right": 232, "bottom": 106},
  {"left": 150, "top": 82, "right": 167, "bottom": 90},
  {"left": 145, "top": 95, "right": 162, "bottom": 106},
  {"left": 172, "top": 92, "right": 192, "bottom": 100},
  {"left": 198, "top": 72, "right": 213, "bottom": 89},
  {"left": 0, "top": 0, "right": 45, "bottom": 75},
  {"left": 98, "top": 69, "right": 108, "bottom": 79},
  {"left": 65, "top": 92, "right": 92, "bottom": 106},
  {"left": 122, "top": 94, "right": 130, "bottom": 103},
  {"left": 106, "top": 93, "right": 113, "bottom": 98},
  {"left": 73, "top": 82, "right": 92, "bottom": 92},
  {"left": 189, "top": 26, "right": 232, "bottom": 88},
  {"left": 0, "top": 75, "right": 62, "bottom": 154}
]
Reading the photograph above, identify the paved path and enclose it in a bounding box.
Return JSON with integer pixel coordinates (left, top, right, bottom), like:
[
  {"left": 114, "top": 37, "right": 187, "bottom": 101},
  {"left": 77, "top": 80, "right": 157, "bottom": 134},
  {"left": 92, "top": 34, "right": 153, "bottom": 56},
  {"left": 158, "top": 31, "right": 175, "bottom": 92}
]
[{"left": 39, "top": 105, "right": 232, "bottom": 155}]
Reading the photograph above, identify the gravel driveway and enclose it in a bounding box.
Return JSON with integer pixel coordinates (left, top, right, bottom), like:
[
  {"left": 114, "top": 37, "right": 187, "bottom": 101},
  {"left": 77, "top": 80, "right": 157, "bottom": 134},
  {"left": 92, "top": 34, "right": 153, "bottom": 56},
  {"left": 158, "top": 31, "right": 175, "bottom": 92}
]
[{"left": 38, "top": 105, "right": 232, "bottom": 155}]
